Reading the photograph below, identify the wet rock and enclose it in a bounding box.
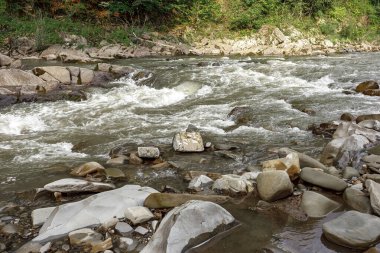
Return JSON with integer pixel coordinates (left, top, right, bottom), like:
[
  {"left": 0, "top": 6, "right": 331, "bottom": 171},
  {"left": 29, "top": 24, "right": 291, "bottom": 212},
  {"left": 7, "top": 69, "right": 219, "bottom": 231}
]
[
  {"left": 110, "top": 65, "right": 134, "bottom": 76},
  {"left": 115, "top": 222, "right": 133, "bottom": 236},
  {"left": 277, "top": 147, "right": 327, "bottom": 171},
  {"left": 129, "top": 152, "right": 143, "bottom": 165},
  {"left": 214, "top": 150, "right": 242, "bottom": 161},
  {"left": 119, "top": 237, "right": 137, "bottom": 251},
  {"left": 343, "top": 187, "right": 372, "bottom": 214},
  {"left": 33, "top": 66, "right": 71, "bottom": 84},
  {"left": 78, "top": 68, "right": 94, "bottom": 84},
  {"left": 340, "top": 113, "right": 355, "bottom": 122},
  {"left": 301, "top": 108, "right": 316, "bottom": 116},
  {"left": 364, "top": 174, "right": 380, "bottom": 183},
  {"left": 256, "top": 171, "right": 293, "bottom": 202},
  {"left": 105, "top": 168, "right": 126, "bottom": 178},
  {"left": 124, "top": 206, "right": 154, "bottom": 225},
  {"left": 0, "top": 53, "right": 12, "bottom": 67},
  {"left": 141, "top": 200, "right": 235, "bottom": 253},
  {"left": 91, "top": 238, "right": 112, "bottom": 253},
  {"left": 358, "top": 120, "right": 380, "bottom": 131},
  {"left": 356, "top": 114, "right": 380, "bottom": 123},
  {"left": 183, "top": 171, "right": 221, "bottom": 182},
  {"left": 212, "top": 174, "right": 253, "bottom": 195},
  {"left": 95, "top": 63, "right": 112, "bottom": 72},
  {"left": 365, "top": 180, "right": 380, "bottom": 215},
  {"left": 144, "top": 193, "right": 230, "bottom": 209},
  {"left": 137, "top": 147, "right": 160, "bottom": 159},
  {"left": 300, "top": 167, "right": 347, "bottom": 191},
  {"left": 362, "top": 154, "right": 380, "bottom": 173},
  {"left": 188, "top": 175, "right": 214, "bottom": 192},
  {"left": 262, "top": 152, "right": 300, "bottom": 180},
  {"left": 308, "top": 122, "right": 339, "bottom": 138},
  {"left": 1, "top": 223, "right": 18, "bottom": 235},
  {"left": 15, "top": 242, "right": 42, "bottom": 253},
  {"left": 355, "top": 80, "right": 379, "bottom": 93},
  {"left": 173, "top": 132, "right": 204, "bottom": 152},
  {"left": 301, "top": 191, "right": 341, "bottom": 218},
  {"left": 69, "top": 228, "right": 102, "bottom": 246},
  {"left": 214, "top": 143, "right": 239, "bottom": 151},
  {"left": 362, "top": 89, "right": 380, "bottom": 96},
  {"left": 227, "top": 106, "right": 253, "bottom": 124},
  {"left": 33, "top": 185, "right": 158, "bottom": 242},
  {"left": 44, "top": 178, "right": 115, "bottom": 193},
  {"left": 71, "top": 162, "right": 106, "bottom": 177},
  {"left": 106, "top": 156, "right": 128, "bottom": 165},
  {"left": 342, "top": 167, "right": 359, "bottom": 179},
  {"left": 322, "top": 211, "right": 380, "bottom": 249},
  {"left": 135, "top": 226, "right": 149, "bottom": 236},
  {"left": 31, "top": 206, "right": 56, "bottom": 227}
]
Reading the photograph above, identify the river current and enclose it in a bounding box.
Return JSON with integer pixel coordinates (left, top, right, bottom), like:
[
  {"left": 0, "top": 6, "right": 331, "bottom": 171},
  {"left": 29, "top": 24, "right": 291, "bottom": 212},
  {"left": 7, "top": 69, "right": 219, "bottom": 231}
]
[{"left": 1, "top": 53, "right": 380, "bottom": 252}]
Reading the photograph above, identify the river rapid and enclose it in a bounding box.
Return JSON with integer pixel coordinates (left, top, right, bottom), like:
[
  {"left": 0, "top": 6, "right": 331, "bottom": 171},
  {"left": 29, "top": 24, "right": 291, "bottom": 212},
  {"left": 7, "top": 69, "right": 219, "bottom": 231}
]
[{"left": 1, "top": 53, "right": 380, "bottom": 252}]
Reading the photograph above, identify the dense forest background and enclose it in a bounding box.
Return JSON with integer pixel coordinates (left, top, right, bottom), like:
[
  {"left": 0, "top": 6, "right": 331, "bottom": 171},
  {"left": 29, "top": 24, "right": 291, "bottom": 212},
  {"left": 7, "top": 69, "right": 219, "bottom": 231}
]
[{"left": 0, "top": 0, "right": 380, "bottom": 48}]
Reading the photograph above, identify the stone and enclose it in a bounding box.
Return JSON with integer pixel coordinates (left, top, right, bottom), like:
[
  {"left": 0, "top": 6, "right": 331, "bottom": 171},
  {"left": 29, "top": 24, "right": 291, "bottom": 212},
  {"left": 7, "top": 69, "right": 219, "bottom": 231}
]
[
  {"left": 256, "top": 171, "right": 293, "bottom": 202},
  {"left": 0, "top": 53, "right": 12, "bottom": 66},
  {"left": 119, "top": 237, "right": 137, "bottom": 251},
  {"left": 140, "top": 200, "right": 235, "bottom": 253},
  {"left": 95, "top": 63, "right": 112, "bottom": 72},
  {"left": 341, "top": 113, "right": 355, "bottom": 122},
  {"left": 322, "top": 211, "right": 380, "bottom": 249},
  {"left": 135, "top": 226, "right": 149, "bottom": 235},
  {"left": 277, "top": 148, "right": 327, "bottom": 171},
  {"left": 129, "top": 152, "right": 143, "bottom": 165},
  {"left": 31, "top": 207, "right": 56, "bottom": 227},
  {"left": 110, "top": 65, "right": 134, "bottom": 76},
  {"left": 33, "top": 185, "right": 158, "bottom": 242},
  {"left": 262, "top": 152, "right": 300, "bottom": 180},
  {"left": 227, "top": 106, "right": 253, "bottom": 124},
  {"left": 33, "top": 66, "right": 71, "bottom": 84},
  {"left": 1, "top": 223, "right": 18, "bottom": 235},
  {"left": 188, "top": 175, "right": 213, "bottom": 192},
  {"left": 106, "top": 156, "right": 128, "bottom": 165},
  {"left": 78, "top": 68, "right": 94, "bottom": 84},
  {"left": 58, "top": 49, "right": 96, "bottom": 64},
  {"left": 39, "top": 242, "right": 51, "bottom": 253},
  {"left": 15, "top": 242, "right": 42, "bottom": 253},
  {"left": 124, "top": 206, "right": 154, "bottom": 225},
  {"left": 115, "top": 222, "right": 133, "bottom": 236},
  {"left": 365, "top": 180, "right": 380, "bottom": 215},
  {"left": 137, "top": 147, "right": 160, "bottom": 159},
  {"left": 320, "top": 138, "right": 346, "bottom": 166},
  {"left": 362, "top": 155, "right": 380, "bottom": 173},
  {"left": 241, "top": 171, "right": 261, "bottom": 181},
  {"left": 101, "top": 218, "right": 118, "bottom": 230},
  {"left": 71, "top": 162, "right": 105, "bottom": 177},
  {"left": 144, "top": 193, "right": 231, "bottom": 209},
  {"left": 356, "top": 114, "right": 380, "bottom": 123},
  {"left": 44, "top": 178, "right": 115, "bottom": 193},
  {"left": 301, "top": 191, "right": 341, "bottom": 218},
  {"left": 364, "top": 174, "right": 380, "bottom": 183},
  {"left": 10, "top": 59, "right": 22, "bottom": 69},
  {"left": 343, "top": 187, "right": 372, "bottom": 214},
  {"left": 358, "top": 120, "right": 380, "bottom": 131},
  {"left": 355, "top": 80, "right": 379, "bottom": 93},
  {"left": 183, "top": 171, "right": 222, "bottom": 182},
  {"left": 0, "top": 69, "right": 46, "bottom": 90},
  {"left": 300, "top": 167, "right": 347, "bottom": 191},
  {"left": 342, "top": 167, "right": 360, "bottom": 179},
  {"left": 90, "top": 238, "right": 112, "bottom": 253},
  {"left": 173, "top": 132, "right": 204, "bottom": 152},
  {"left": 105, "top": 168, "right": 126, "bottom": 178},
  {"left": 212, "top": 174, "right": 254, "bottom": 195}
]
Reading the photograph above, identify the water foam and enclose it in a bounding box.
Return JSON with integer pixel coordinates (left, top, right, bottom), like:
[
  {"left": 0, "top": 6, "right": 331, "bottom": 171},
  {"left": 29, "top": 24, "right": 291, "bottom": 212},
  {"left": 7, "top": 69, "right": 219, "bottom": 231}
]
[{"left": 0, "top": 115, "right": 47, "bottom": 135}]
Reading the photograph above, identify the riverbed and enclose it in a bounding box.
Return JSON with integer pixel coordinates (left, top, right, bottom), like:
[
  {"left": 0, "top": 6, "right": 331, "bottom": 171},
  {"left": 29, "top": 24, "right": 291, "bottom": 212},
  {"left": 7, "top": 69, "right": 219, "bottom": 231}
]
[{"left": 1, "top": 53, "right": 380, "bottom": 252}]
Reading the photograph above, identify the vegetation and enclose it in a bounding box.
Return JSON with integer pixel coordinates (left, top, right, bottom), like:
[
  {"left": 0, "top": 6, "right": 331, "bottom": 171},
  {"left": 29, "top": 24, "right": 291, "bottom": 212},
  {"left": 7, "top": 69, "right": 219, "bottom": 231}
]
[{"left": 0, "top": 0, "right": 379, "bottom": 49}]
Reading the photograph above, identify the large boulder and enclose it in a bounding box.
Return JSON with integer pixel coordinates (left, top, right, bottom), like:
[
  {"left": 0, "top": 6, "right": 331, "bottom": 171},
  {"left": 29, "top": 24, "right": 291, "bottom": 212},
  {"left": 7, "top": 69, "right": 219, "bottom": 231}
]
[
  {"left": 301, "top": 191, "right": 341, "bottom": 218},
  {"left": 0, "top": 69, "right": 47, "bottom": 92},
  {"left": 365, "top": 180, "right": 380, "bottom": 215},
  {"left": 355, "top": 80, "right": 379, "bottom": 93},
  {"left": 140, "top": 200, "right": 236, "bottom": 253},
  {"left": 43, "top": 178, "right": 115, "bottom": 193},
  {"left": 33, "top": 66, "right": 71, "bottom": 84},
  {"left": 173, "top": 132, "right": 204, "bottom": 152},
  {"left": 343, "top": 187, "right": 372, "bottom": 214},
  {"left": 212, "top": 174, "right": 254, "bottom": 195},
  {"left": 300, "top": 167, "right": 347, "bottom": 191},
  {"left": 256, "top": 171, "right": 293, "bottom": 202},
  {"left": 32, "top": 185, "right": 158, "bottom": 242},
  {"left": 261, "top": 152, "right": 300, "bottom": 180},
  {"left": 322, "top": 211, "right": 380, "bottom": 249}
]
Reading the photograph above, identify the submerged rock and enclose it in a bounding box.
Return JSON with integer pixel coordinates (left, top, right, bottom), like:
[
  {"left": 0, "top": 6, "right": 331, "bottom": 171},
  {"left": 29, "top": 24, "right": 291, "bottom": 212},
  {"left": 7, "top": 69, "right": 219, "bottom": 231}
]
[
  {"left": 300, "top": 168, "right": 347, "bottom": 192},
  {"left": 141, "top": 200, "right": 236, "bottom": 253},
  {"left": 173, "top": 132, "right": 204, "bottom": 152},
  {"left": 256, "top": 171, "right": 293, "bottom": 202},
  {"left": 322, "top": 211, "right": 380, "bottom": 249},
  {"left": 301, "top": 191, "right": 341, "bottom": 218},
  {"left": 44, "top": 178, "right": 115, "bottom": 193}
]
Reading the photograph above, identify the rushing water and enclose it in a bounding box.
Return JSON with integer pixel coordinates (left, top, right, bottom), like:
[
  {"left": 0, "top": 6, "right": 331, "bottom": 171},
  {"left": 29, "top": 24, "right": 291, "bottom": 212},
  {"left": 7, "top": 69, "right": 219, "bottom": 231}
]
[{"left": 1, "top": 53, "right": 380, "bottom": 252}]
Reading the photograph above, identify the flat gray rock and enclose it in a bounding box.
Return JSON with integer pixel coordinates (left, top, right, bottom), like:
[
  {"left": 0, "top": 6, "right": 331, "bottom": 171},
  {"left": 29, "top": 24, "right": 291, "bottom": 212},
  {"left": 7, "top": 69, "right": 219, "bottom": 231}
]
[
  {"left": 44, "top": 178, "right": 115, "bottom": 193},
  {"left": 365, "top": 179, "right": 380, "bottom": 215},
  {"left": 301, "top": 191, "right": 341, "bottom": 218},
  {"left": 342, "top": 167, "right": 359, "bottom": 179},
  {"left": 256, "top": 171, "right": 293, "bottom": 202},
  {"left": 343, "top": 187, "right": 372, "bottom": 214},
  {"left": 31, "top": 207, "right": 56, "bottom": 227},
  {"left": 300, "top": 167, "right": 347, "bottom": 191},
  {"left": 33, "top": 185, "right": 158, "bottom": 242},
  {"left": 322, "top": 211, "right": 380, "bottom": 249}
]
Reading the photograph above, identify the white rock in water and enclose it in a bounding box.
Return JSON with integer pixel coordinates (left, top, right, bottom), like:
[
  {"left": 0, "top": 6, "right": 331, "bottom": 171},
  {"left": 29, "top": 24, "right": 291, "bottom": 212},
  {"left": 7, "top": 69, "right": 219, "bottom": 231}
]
[
  {"left": 124, "top": 206, "right": 154, "bottom": 225},
  {"left": 31, "top": 207, "right": 56, "bottom": 227},
  {"left": 141, "top": 200, "right": 235, "bottom": 253},
  {"left": 138, "top": 147, "right": 160, "bottom": 158},
  {"left": 212, "top": 174, "right": 253, "bottom": 195},
  {"left": 33, "top": 185, "right": 158, "bottom": 242},
  {"left": 44, "top": 178, "right": 115, "bottom": 193},
  {"left": 188, "top": 175, "right": 213, "bottom": 191},
  {"left": 173, "top": 132, "right": 204, "bottom": 152}
]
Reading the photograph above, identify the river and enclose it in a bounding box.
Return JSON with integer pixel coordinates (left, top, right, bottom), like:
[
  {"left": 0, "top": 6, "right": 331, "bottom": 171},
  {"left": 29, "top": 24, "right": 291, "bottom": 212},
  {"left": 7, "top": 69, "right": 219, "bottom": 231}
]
[{"left": 1, "top": 53, "right": 380, "bottom": 252}]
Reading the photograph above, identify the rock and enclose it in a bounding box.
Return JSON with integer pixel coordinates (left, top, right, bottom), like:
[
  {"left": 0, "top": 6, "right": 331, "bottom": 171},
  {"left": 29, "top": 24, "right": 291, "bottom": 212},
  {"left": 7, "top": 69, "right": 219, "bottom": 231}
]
[
  {"left": 364, "top": 174, "right": 380, "bottom": 183},
  {"left": 39, "top": 242, "right": 51, "bottom": 253},
  {"left": 183, "top": 171, "right": 222, "bottom": 182},
  {"left": 262, "top": 153, "right": 300, "bottom": 180},
  {"left": 1, "top": 223, "right": 18, "bottom": 235},
  {"left": 140, "top": 200, "right": 236, "bottom": 253},
  {"left": 301, "top": 191, "right": 341, "bottom": 218},
  {"left": 188, "top": 175, "right": 213, "bottom": 192},
  {"left": 101, "top": 218, "right": 118, "bottom": 230},
  {"left": 358, "top": 120, "right": 380, "bottom": 131},
  {"left": 137, "top": 147, "right": 160, "bottom": 159},
  {"left": 342, "top": 167, "right": 360, "bottom": 179},
  {"left": 343, "top": 187, "right": 372, "bottom": 213},
  {"left": 105, "top": 168, "right": 126, "bottom": 178},
  {"left": 325, "top": 166, "right": 341, "bottom": 178},
  {"left": 119, "top": 237, "right": 137, "bottom": 251},
  {"left": 256, "top": 171, "right": 293, "bottom": 202},
  {"left": 362, "top": 155, "right": 380, "bottom": 173},
  {"left": 356, "top": 114, "right": 380, "bottom": 123},
  {"left": 144, "top": 193, "right": 231, "bottom": 209},
  {"left": 124, "top": 206, "right": 154, "bottom": 225},
  {"left": 115, "top": 222, "right": 133, "bottom": 236},
  {"left": 110, "top": 65, "right": 134, "bottom": 76},
  {"left": 33, "top": 185, "right": 158, "bottom": 242},
  {"left": 355, "top": 80, "right": 379, "bottom": 93},
  {"left": 91, "top": 238, "right": 112, "bottom": 253},
  {"left": 31, "top": 207, "right": 56, "bottom": 227},
  {"left": 0, "top": 53, "right": 12, "bottom": 67},
  {"left": 300, "top": 167, "right": 347, "bottom": 191},
  {"left": 33, "top": 67, "right": 71, "bottom": 84},
  {"left": 135, "top": 226, "right": 149, "bottom": 236},
  {"left": 277, "top": 147, "right": 327, "bottom": 171},
  {"left": 322, "top": 211, "right": 380, "bottom": 249},
  {"left": 58, "top": 49, "right": 96, "bottom": 63},
  {"left": 10, "top": 59, "right": 22, "bottom": 69},
  {"left": 341, "top": 113, "right": 355, "bottom": 121},
  {"left": 363, "top": 89, "right": 380, "bottom": 96},
  {"left": 95, "top": 63, "right": 112, "bottom": 72},
  {"left": 227, "top": 106, "right": 253, "bottom": 124},
  {"left": 365, "top": 180, "right": 380, "bottom": 215},
  {"left": 173, "top": 132, "right": 204, "bottom": 152},
  {"left": 106, "top": 156, "right": 128, "bottom": 165},
  {"left": 15, "top": 242, "right": 42, "bottom": 253},
  {"left": 71, "top": 162, "right": 105, "bottom": 177},
  {"left": 44, "top": 178, "right": 115, "bottom": 193},
  {"left": 78, "top": 68, "right": 94, "bottom": 84},
  {"left": 212, "top": 174, "right": 254, "bottom": 195},
  {"left": 129, "top": 152, "right": 143, "bottom": 165},
  {"left": 0, "top": 69, "right": 46, "bottom": 91},
  {"left": 316, "top": 137, "right": 344, "bottom": 166}
]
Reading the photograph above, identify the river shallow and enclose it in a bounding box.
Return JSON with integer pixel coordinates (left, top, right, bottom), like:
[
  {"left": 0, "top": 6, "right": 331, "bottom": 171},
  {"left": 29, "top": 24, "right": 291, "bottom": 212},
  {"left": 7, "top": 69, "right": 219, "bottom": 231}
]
[{"left": 1, "top": 53, "right": 380, "bottom": 252}]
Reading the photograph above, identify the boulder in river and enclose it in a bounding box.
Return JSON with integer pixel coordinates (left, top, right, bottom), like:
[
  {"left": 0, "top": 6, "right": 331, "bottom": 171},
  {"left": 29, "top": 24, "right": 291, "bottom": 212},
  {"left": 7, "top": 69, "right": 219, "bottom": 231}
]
[
  {"left": 212, "top": 174, "right": 254, "bottom": 196},
  {"left": 71, "top": 162, "right": 105, "bottom": 177},
  {"left": 173, "top": 132, "right": 204, "bottom": 152},
  {"left": 33, "top": 66, "right": 71, "bottom": 84},
  {"left": 33, "top": 185, "right": 158, "bottom": 242},
  {"left": 140, "top": 200, "right": 236, "bottom": 253},
  {"left": 300, "top": 167, "right": 347, "bottom": 191},
  {"left": 227, "top": 106, "right": 253, "bottom": 124},
  {"left": 343, "top": 187, "right": 373, "bottom": 214},
  {"left": 277, "top": 147, "right": 327, "bottom": 171},
  {"left": 256, "top": 171, "right": 293, "bottom": 202},
  {"left": 355, "top": 80, "right": 379, "bottom": 93},
  {"left": 322, "top": 211, "right": 380, "bottom": 249},
  {"left": 188, "top": 175, "right": 214, "bottom": 192},
  {"left": 301, "top": 191, "right": 341, "bottom": 218},
  {"left": 365, "top": 179, "right": 380, "bottom": 215},
  {"left": 137, "top": 147, "right": 160, "bottom": 159},
  {"left": 44, "top": 178, "right": 115, "bottom": 193},
  {"left": 261, "top": 152, "right": 300, "bottom": 180},
  {"left": 356, "top": 114, "right": 380, "bottom": 123},
  {"left": 340, "top": 113, "right": 355, "bottom": 122}
]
